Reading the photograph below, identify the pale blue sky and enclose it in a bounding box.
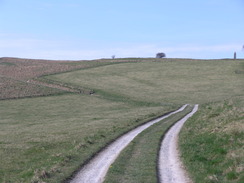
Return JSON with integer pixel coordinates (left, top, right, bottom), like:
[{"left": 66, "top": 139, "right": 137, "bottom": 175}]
[{"left": 0, "top": 0, "right": 244, "bottom": 60}]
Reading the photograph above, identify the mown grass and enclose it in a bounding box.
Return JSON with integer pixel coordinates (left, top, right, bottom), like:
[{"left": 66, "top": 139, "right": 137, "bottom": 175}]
[
  {"left": 47, "top": 59, "right": 244, "bottom": 105},
  {"left": 0, "top": 94, "right": 174, "bottom": 183},
  {"left": 179, "top": 97, "right": 244, "bottom": 183},
  {"left": 0, "top": 58, "right": 243, "bottom": 182},
  {"left": 104, "top": 105, "right": 194, "bottom": 183}
]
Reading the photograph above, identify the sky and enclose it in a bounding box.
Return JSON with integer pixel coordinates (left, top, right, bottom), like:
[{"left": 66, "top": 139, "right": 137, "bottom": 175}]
[{"left": 0, "top": 0, "right": 244, "bottom": 60}]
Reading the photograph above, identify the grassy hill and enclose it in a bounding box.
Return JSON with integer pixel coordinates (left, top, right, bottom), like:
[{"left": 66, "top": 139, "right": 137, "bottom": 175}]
[
  {"left": 46, "top": 59, "right": 243, "bottom": 105},
  {"left": 0, "top": 58, "right": 243, "bottom": 182}
]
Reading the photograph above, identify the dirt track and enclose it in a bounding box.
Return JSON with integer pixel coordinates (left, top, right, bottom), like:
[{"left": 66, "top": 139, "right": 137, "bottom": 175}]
[
  {"left": 70, "top": 105, "right": 188, "bottom": 183},
  {"left": 158, "top": 104, "right": 198, "bottom": 183}
]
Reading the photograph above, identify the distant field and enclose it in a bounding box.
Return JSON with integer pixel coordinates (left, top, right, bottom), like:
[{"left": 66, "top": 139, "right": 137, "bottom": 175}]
[
  {"left": 0, "top": 77, "right": 67, "bottom": 99},
  {"left": 0, "top": 58, "right": 243, "bottom": 182},
  {"left": 47, "top": 59, "right": 243, "bottom": 105},
  {"left": 0, "top": 57, "right": 123, "bottom": 99}
]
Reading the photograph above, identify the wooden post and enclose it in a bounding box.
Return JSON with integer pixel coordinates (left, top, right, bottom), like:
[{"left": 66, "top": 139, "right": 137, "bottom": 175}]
[{"left": 234, "top": 52, "right": 236, "bottom": 59}]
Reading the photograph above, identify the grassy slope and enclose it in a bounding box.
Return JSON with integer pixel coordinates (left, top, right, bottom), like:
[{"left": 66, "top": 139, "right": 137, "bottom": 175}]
[
  {"left": 0, "top": 95, "right": 173, "bottom": 183},
  {"left": 0, "top": 58, "right": 243, "bottom": 182},
  {"left": 47, "top": 59, "right": 243, "bottom": 105},
  {"left": 180, "top": 97, "right": 244, "bottom": 183},
  {"left": 47, "top": 58, "right": 243, "bottom": 182}
]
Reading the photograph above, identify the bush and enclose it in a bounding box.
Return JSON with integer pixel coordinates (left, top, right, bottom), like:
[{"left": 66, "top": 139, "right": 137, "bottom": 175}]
[{"left": 156, "top": 52, "right": 166, "bottom": 58}]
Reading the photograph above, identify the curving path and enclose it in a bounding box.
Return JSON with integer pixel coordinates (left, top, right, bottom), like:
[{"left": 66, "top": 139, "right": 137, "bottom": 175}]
[
  {"left": 158, "top": 104, "right": 198, "bottom": 183},
  {"left": 70, "top": 105, "right": 188, "bottom": 183}
]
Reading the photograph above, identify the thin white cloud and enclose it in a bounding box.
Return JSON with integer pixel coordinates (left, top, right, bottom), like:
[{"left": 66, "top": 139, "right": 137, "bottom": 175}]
[
  {"left": 0, "top": 35, "right": 243, "bottom": 60},
  {"left": 164, "top": 44, "right": 242, "bottom": 52},
  {"left": 40, "top": 44, "right": 243, "bottom": 60},
  {"left": 0, "top": 39, "right": 45, "bottom": 48},
  {"left": 104, "top": 44, "right": 243, "bottom": 59}
]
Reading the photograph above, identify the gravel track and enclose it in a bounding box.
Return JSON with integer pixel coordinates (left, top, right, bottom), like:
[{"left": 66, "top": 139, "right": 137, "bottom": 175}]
[
  {"left": 70, "top": 105, "right": 188, "bottom": 183},
  {"left": 158, "top": 104, "right": 198, "bottom": 183}
]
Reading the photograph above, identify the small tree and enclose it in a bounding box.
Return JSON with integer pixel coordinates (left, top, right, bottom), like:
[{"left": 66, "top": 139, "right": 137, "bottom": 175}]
[
  {"left": 156, "top": 52, "right": 166, "bottom": 58},
  {"left": 111, "top": 55, "right": 115, "bottom": 59}
]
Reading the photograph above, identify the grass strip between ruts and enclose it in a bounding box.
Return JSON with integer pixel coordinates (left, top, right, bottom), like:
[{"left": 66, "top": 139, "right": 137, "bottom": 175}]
[{"left": 104, "top": 105, "right": 194, "bottom": 183}]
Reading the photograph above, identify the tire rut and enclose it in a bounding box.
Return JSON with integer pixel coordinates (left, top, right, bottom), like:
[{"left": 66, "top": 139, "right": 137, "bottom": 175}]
[
  {"left": 158, "top": 104, "right": 198, "bottom": 183},
  {"left": 69, "top": 105, "right": 188, "bottom": 183}
]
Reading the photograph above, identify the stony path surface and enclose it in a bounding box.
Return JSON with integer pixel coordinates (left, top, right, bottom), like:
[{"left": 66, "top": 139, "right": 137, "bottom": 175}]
[
  {"left": 158, "top": 104, "right": 198, "bottom": 183},
  {"left": 70, "top": 105, "right": 188, "bottom": 183}
]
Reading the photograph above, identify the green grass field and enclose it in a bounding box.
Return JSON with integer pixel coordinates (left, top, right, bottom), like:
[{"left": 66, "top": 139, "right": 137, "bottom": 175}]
[
  {"left": 0, "top": 58, "right": 243, "bottom": 182},
  {"left": 0, "top": 94, "right": 172, "bottom": 183},
  {"left": 47, "top": 59, "right": 243, "bottom": 105},
  {"left": 180, "top": 97, "right": 244, "bottom": 183}
]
